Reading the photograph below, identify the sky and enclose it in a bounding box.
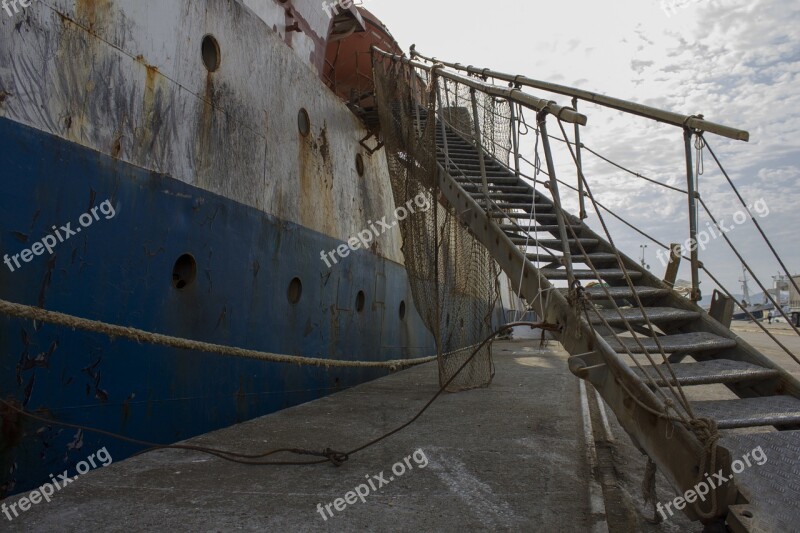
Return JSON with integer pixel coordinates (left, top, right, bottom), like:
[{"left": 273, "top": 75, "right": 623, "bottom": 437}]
[{"left": 366, "top": 0, "right": 800, "bottom": 300}]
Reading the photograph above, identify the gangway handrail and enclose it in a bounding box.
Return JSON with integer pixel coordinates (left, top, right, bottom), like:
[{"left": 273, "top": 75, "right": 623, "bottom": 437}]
[
  {"left": 371, "top": 47, "right": 587, "bottom": 126},
  {"left": 410, "top": 46, "right": 749, "bottom": 141}
]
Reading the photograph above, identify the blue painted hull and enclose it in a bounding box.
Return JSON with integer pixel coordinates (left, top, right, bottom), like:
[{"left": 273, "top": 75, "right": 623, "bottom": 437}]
[{"left": 0, "top": 118, "right": 439, "bottom": 496}]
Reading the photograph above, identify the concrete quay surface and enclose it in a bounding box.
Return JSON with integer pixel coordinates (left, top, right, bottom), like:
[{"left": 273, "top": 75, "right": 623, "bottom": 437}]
[{"left": 1, "top": 339, "right": 698, "bottom": 532}]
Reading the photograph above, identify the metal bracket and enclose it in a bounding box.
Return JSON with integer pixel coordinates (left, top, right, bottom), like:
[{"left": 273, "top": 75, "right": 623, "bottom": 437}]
[
  {"left": 359, "top": 132, "right": 384, "bottom": 155},
  {"left": 709, "top": 290, "right": 734, "bottom": 328}
]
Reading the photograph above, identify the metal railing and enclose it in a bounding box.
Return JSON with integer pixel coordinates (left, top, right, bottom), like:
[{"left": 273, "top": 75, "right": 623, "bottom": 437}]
[{"left": 409, "top": 46, "right": 752, "bottom": 301}]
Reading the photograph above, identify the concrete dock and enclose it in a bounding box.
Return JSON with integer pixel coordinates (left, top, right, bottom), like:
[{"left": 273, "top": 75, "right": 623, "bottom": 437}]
[{"left": 2, "top": 339, "right": 699, "bottom": 532}]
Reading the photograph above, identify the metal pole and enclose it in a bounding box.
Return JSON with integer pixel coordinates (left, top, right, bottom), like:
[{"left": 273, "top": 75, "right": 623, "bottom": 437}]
[
  {"left": 538, "top": 111, "right": 575, "bottom": 288},
  {"left": 371, "top": 47, "right": 587, "bottom": 126},
  {"left": 572, "top": 97, "right": 587, "bottom": 220},
  {"left": 435, "top": 77, "right": 451, "bottom": 174},
  {"left": 684, "top": 128, "right": 701, "bottom": 302},
  {"left": 413, "top": 72, "right": 422, "bottom": 138},
  {"left": 510, "top": 101, "right": 521, "bottom": 181},
  {"left": 409, "top": 48, "right": 748, "bottom": 141},
  {"left": 470, "top": 88, "right": 490, "bottom": 211}
]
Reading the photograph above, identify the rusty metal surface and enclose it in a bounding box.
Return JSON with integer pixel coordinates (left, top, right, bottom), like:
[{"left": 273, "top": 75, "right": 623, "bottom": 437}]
[{"left": 0, "top": 0, "right": 405, "bottom": 265}]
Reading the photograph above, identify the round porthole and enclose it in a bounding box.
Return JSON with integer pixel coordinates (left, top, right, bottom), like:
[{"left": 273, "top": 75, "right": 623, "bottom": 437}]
[
  {"left": 298, "top": 108, "right": 311, "bottom": 137},
  {"left": 355, "top": 290, "right": 365, "bottom": 313},
  {"left": 288, "top": 277, "right": 303, "bottom": 304},
  {"left": 201, "top": 35, "right": 221, "bottom": 72},
  {"left": 399, "top": 300, "right": 406, "bottom": 321},
  {"left": 355, "top": 153, "right": 365, "bottom": 177},
  {"left": 172, "top": 254, "right": 197, "bottom": 290}
]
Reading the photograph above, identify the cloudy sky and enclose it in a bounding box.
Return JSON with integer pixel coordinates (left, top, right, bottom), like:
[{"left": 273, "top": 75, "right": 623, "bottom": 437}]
[{"left": 367, "top": 0, "right": 800, "bottom": 300}]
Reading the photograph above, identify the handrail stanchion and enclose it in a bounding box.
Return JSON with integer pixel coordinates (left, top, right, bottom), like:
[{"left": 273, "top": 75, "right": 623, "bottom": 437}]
[
  {"left": 470, "top": 88, "right": 490, "bottom": 212},
  {"left": 538, "top": 111, "right": 575, "bottom": 289},
  {"left": 573, "top": 97, "right": 587, "bottom": 220},
  {"left": 684, "top": 127, "right": 701, "bottom": 302},
  {"left": 510, "top": 101, "right": 521, "bottom": 182}
]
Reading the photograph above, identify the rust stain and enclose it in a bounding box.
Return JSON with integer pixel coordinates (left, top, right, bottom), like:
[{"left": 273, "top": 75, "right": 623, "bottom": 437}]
[
  {"left": 75, "top": 0, "right": 112, "bottom": 31},
  {"left": 111, "top": 135, "right": 122, "bottom": 158},
  {"left": 298, "top": 123, "right": 336, "bottom": 231},
  {"left": 195, "top": 72, "right": 216, "bottom": 188}
]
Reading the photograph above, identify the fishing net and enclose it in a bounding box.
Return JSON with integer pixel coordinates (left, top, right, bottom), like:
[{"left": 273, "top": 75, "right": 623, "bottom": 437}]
[{"left": 373, "top": 56, "right": 500, "bottom": 392}]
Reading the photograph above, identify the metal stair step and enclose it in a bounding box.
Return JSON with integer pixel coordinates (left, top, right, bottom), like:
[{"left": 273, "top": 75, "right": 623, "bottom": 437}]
[
  {"left": 492, "top": 202, "right": 560, "bottom": 210},
  {"left": 461, "top": 184, "right": 534, "bottom": 194},
  {"left": 508, "top": 237, "right": 599, "bottom": 250},
  {"left": 501, "top": 223, "right": 583, "bottom": 232},
  {"left": 484, "top": 202, "right": 553, "bottom": 211},
  {"left": 527, "top": 252, "right": 619, "bottom": 264},
  {"left": 692, "top": 396, "right": 800, "bottom": 429},
  {"left": 576, "top": 286, "right": 670, "bottom": 300},
  {"left": 541, "top": 269, "right": 643, "bottom": 281},
  {"left": 444, "top": 165, "right": 511, "bottom": 177},
  {"left": 487, "top": 206, "right": 553, "bottom": 216},
  {"left": 608, "top": 332, "right": 738, "bottom": 355},
  {"left": 631, "top": 359, "right": 778, "bottom": 386},
  {"left": 720, "top": 431, "right": 800, "bottom": 532},
  {"left": 473, "top": 193, "right": 536, "bottom": 201},
  {"left": 589, "top": 306, "right": 699, "bottom": 326},
  {"left": 454, "top": 176, "right": 520, "bottom": 184}
]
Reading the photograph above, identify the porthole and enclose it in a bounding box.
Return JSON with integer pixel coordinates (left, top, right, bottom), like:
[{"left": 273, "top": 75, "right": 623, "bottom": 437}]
[
  {"left": 288, "top": 277, "right": 303, "bottom": 304},
  {"left": 355, "top": 153, "right": 365, "bottom": 177},
  {"left": 399, "top": 300, "right": 406, "bottom": 321},
  {"left": 298, "top": 108, "right": 311, "bottom": 137},
  {"left": 355, "top": 290, "right": 365, "bottom": 312},
  {"left": 201, "top": 35, "right": 221, "bottom": 72},
  {"left": 172, "top": 254, "right": 197, "bottom": 290}
]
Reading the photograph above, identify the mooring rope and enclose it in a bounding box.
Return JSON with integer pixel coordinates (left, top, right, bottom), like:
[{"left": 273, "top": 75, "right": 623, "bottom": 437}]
[{"left": 0, "top": 298, "right": 437, "bottom": 370}]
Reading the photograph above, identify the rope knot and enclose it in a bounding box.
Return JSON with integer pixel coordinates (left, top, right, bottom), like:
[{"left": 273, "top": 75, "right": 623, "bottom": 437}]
[{"left": 323, "top": 448, "right": 349, "bottom": 467}]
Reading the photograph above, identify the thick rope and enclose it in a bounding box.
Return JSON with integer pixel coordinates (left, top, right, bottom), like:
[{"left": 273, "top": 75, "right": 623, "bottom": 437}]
[
  {"left": 0, "top": 298, "right": 437, "bottom": 370},
  {"left": 688, "top": 417, "right": 721, "bottom": 519}
]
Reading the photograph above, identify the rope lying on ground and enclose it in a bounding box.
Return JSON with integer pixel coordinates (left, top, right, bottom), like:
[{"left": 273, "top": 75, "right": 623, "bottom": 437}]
[
  {"left": 0, "top": 321, "right": 557, "bottom": 466},
  {"left": 0, "top": 298, "right": 436, "bottom": 370}
]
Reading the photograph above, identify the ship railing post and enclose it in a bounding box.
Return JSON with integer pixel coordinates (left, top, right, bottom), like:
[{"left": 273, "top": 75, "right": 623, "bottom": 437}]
[
  {"left": 435, "top": 73, "right": 451, "bottom": 175},
  {"left": 538, "top": 110, "right": 576, "bottom": 289},
  {"left": 470, "top": 88, "right": 490, "bottom": 212},
  {"left": 510, "top": 100, "right": 521, "bottom": 182},
  {"left": 573, "top": 97, "right": 587, "bottom": 220},
  {"left": 684, "top": 127, "right": 701, "bottom": 302}
]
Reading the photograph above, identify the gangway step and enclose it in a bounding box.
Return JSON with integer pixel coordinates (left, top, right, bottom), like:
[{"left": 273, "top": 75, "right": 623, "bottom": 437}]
[
  {"left": 508, "top": 237, "right": 599, "bottom": 250},
  {"left": 500, "top": 224, "right": 583, "bottom": 232},
  {"left": 571, "top": 286, "right": 671, "bottom": 300},
  {"left": 607, "top": 332, "right": 738, "bottom": 355},
  {"left": 692, "top": 396, "right": 800, "bottom": 429},
  {"left": 527, "top": 252, "right": 618, "bottom": 264},
  {"left": 631, "top": 359, "right": 779, "bottom": 386},
  {"left": 539, "top": 268, "right": 642, "bottom": 281},
  {"left": 589, "top": 307, "right": 699, "bottom": 326}
]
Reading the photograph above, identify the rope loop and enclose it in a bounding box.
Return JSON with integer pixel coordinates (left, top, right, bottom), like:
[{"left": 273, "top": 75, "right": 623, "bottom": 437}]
[{"left": 323, "top": 448, "right": 350, "bottom": 467}]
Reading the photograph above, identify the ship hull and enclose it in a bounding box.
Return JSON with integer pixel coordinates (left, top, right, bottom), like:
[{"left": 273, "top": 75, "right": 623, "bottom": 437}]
[{"left": 0, "top": 117, "right": 437, "bottom": 496}]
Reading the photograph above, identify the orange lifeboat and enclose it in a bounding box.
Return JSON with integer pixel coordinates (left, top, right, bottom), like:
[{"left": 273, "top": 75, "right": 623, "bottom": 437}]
[{"left": 323, "top": 7, "right": 403, "bottom": 114}]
